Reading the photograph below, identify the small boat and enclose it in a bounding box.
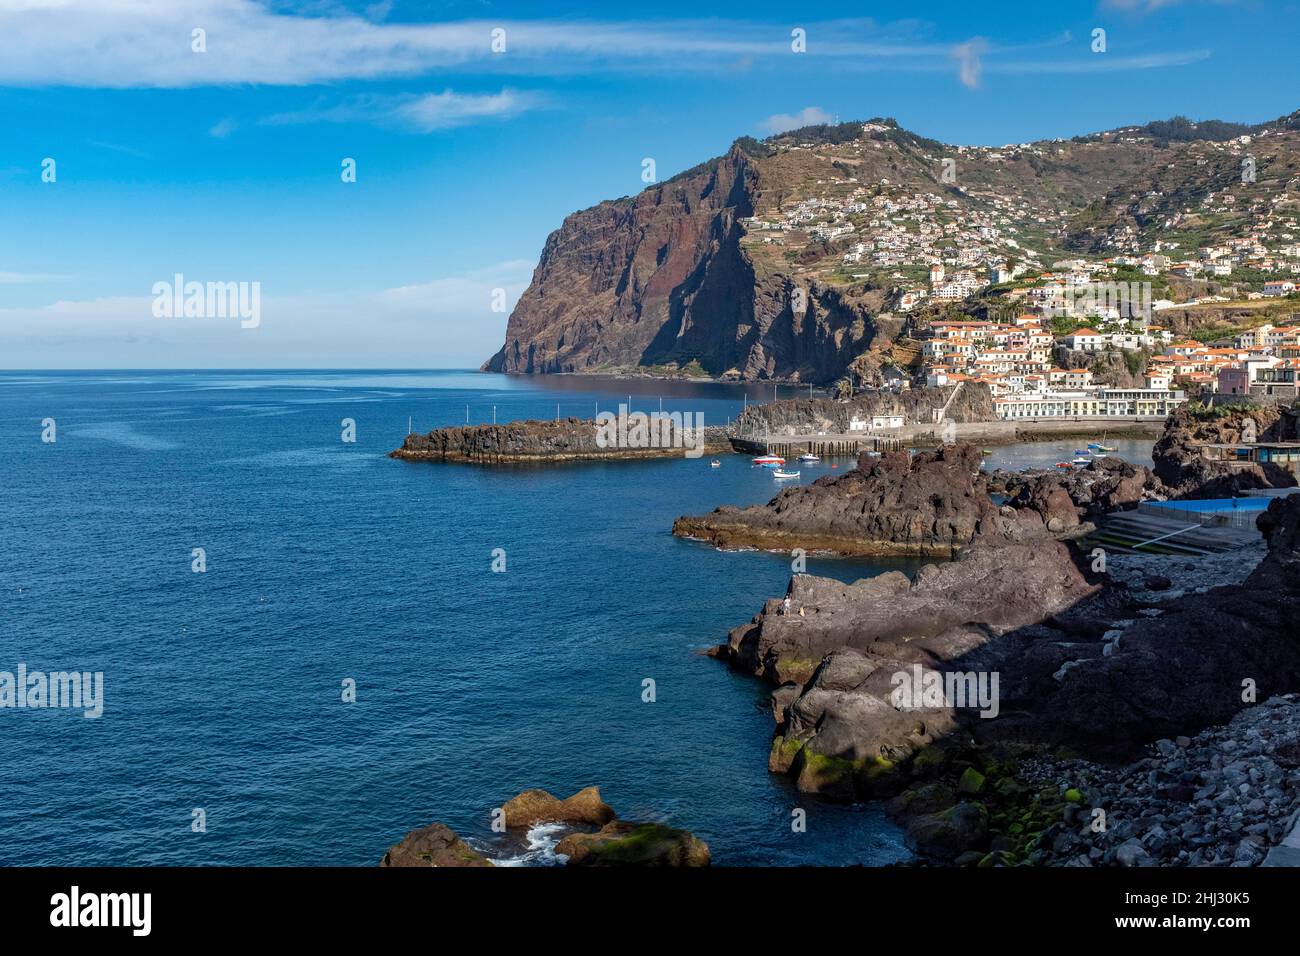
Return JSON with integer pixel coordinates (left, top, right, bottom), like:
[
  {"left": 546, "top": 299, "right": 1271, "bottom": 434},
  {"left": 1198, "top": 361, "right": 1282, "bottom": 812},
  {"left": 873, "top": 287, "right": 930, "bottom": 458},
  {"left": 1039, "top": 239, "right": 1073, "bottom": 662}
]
[
  {"left": 710, "top": 460, "right": 721, "bottom": 468},
  {"left": 981, "top": 449, "right": 993, "bottom": 456},
  {"left": 1055, "top": 461, "right": 1074, "bottom": 469},
  {"left": 1073, "top": 449, "right": 1091, "bottom": 457},
  {"left": 773, "top": 470, "right": 800, "bottom": 479},
  {"left": 797, "top": 453, "right": 820, "bottom": 463},
  {"left": 1095, "top": 444, "right": 1117, "bottom": 453},
  {"left": 752, "top": 455, "right": 784, "bottom": 465},
  {"left": 1071, "top": 455, "right": 1091, "bottom": 465}
]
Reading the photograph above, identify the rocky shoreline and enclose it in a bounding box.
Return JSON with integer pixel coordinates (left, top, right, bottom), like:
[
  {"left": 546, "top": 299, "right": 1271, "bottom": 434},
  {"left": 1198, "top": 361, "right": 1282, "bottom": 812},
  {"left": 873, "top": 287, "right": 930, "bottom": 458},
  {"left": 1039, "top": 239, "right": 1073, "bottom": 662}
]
[
  {"left": 674, "top": 443, "right": 1073, "bottom": 557},
  {"left": 387, "top": 400, "right": 1300, "bottom": 867},
  {"left": 682, "top": 402, "right": 1300, "bottom": 866}
]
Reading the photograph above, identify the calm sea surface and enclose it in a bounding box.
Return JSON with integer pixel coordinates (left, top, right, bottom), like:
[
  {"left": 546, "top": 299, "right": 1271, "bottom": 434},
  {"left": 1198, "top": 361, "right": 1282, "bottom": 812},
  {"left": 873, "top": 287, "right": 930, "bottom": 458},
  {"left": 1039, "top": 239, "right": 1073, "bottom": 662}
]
[{"left": 0, "top": 369, "right": 945, "bottom": 866}]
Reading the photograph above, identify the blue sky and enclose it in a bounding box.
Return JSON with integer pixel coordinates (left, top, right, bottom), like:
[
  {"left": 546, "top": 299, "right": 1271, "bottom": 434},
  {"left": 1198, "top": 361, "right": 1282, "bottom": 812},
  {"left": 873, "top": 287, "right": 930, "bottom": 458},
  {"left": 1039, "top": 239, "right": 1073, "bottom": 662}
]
[{"left": 1, "top": 0, "right": 1297, "bottom": 368}]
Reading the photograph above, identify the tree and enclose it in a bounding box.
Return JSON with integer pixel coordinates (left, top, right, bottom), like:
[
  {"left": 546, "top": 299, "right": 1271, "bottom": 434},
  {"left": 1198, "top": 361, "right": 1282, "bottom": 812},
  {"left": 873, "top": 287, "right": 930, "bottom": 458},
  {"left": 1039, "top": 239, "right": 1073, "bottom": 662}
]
[{"left": 834, "top": 377, "right": 854, "bottom": 400}]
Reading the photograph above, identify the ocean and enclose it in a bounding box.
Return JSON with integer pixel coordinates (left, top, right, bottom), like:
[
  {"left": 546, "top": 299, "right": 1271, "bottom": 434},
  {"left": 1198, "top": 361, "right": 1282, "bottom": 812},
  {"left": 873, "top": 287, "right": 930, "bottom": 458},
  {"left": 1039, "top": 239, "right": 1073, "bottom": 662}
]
[{"left": 0, "top": 369, "right": 941, "bottom": 866}]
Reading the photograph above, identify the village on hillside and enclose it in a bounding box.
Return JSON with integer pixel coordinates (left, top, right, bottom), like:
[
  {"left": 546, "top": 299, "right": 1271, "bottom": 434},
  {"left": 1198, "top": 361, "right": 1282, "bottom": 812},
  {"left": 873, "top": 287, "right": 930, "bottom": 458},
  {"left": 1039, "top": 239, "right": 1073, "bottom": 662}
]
[{"left": 739, "top": 122, "right": 1300, "bottom": 418}]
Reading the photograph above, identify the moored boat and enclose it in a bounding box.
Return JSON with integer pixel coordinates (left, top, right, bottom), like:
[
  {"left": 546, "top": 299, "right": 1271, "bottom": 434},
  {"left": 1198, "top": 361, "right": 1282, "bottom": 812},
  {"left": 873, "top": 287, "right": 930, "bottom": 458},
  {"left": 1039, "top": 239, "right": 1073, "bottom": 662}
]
[
  {"left": 772, "top": 469, "right": 800, "bottom": 479},
  {"left": 797, "top": 453, "right": 820, "bottom": 463},
  {"left": 752, "top": 455, "right": 784, "bottom": 465}
]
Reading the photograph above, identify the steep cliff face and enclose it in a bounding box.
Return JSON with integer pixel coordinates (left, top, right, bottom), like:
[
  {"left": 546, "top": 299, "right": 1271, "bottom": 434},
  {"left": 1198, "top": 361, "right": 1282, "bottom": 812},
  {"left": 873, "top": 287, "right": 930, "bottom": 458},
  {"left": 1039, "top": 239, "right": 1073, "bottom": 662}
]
[
  {"left": 482, "top": 144, "right": 886, "bottom": 382},
  {"left": 485, "top": 112, "right": 1300, "bottom": 384}
]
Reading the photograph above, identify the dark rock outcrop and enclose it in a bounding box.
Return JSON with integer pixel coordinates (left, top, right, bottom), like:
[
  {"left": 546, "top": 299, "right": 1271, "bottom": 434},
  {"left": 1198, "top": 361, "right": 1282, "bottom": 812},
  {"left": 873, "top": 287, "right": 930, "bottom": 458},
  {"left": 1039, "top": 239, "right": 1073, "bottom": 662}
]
[
  {"left": 716, "top": 540, "right": 1099, "bottom": 687},
  {"left": 1152, "top": 402, "right": 1298, "bottom": 497},
  {"left": 734, "top": 494, "right": 1300, "bottom": 817},
  {"left": 1003, "top": 494, "right": 1300, "bottom": 757},
  {"left": 992, "top": 455, "right": 1157, "bottom": 523},
  {"left": 674, "top": 443, "right": 1046, "bottom": 556},
  {"left": 379, "top": 823, "right": 494, "bottom": 868},
  {"left": 391, "top": 417, "right": 729, "bottom": 463}
]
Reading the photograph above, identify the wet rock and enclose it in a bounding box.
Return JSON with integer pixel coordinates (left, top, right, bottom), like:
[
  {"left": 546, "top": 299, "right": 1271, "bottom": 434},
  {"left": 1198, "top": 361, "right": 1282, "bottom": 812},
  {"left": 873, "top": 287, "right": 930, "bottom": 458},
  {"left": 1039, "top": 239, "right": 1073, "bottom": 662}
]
[
  {"left": 555, "top": 822, "right": 711, "bottom": 867},
  {"left": 501, "top": 787, "right": 616, "bottom": 829},
  {"left": 379, "top": 823, "right": 494, "bottom": 868}
]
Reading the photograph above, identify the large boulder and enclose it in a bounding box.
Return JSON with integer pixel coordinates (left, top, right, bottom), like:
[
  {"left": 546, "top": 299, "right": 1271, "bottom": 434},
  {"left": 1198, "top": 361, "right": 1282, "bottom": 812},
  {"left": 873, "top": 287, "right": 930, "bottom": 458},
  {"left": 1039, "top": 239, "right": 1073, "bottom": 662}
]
[
  {"left": 379, "top": 823, "right": 494, "bottom": 868},
  {"left": 714, "top": 540, "right": 1099, "bottom": 686},
  {"left": 1152, "top": 402, "right": 1298, "bottom": 497},
  {"left": 992, "top": 456, "right": 1157, "bottom": 520},
  {"left": 501, "top": 787, "right": 616, "bottom": 829}
]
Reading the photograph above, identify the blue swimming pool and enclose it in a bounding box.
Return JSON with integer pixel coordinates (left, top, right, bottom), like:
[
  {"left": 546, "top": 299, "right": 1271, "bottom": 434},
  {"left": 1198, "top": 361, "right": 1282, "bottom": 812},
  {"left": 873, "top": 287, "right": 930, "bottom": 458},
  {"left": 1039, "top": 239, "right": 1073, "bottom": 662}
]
[{"left": 1152, "top": 498, "right": 1270, "bottom": 512}]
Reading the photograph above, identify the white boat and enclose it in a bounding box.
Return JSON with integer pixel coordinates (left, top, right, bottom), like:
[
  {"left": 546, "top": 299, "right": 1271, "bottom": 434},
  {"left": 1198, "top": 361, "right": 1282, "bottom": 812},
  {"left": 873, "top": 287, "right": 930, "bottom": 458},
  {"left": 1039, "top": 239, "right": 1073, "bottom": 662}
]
[
  {"left": 797, "top": 453, "right": 820, "bottom": 463},
  {"left": 752, "top": 455, "right": 784, "bottom": 465},
  {"left": 1071, "top": 455, "right": 1091, "bottom": 465},
  {"left": 773, "top": 469, "right": 800, "bottom": 479},
  {"left": 709, "top": 460, "right": 721, "bottom": 468}
]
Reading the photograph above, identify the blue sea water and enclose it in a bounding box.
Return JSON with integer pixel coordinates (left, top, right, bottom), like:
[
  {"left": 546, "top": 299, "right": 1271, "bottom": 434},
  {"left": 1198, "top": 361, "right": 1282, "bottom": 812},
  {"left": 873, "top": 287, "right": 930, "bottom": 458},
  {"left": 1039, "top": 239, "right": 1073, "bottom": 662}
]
[{"left": 0, "top": 370, "right": 922, "bottom": 866}]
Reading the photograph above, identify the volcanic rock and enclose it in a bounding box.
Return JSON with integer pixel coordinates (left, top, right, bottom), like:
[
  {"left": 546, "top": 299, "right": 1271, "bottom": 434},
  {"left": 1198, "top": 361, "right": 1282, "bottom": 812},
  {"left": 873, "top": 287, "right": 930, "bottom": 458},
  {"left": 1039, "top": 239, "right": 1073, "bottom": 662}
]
[
  {"left": 675, "top": 443, "right": 1043, "bottom": 556},
  {"left": 1152, "top": 402, "right": 1299, "bottom": 497}
]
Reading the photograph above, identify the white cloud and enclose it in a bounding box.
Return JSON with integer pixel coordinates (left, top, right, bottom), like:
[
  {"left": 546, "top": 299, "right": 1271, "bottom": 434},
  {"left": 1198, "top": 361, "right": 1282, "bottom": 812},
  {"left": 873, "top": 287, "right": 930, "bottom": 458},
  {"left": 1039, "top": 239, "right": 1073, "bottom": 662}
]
[
  {"left": 951, "top": 38, "right": 989, "bottom": 89},
  {"left": 0, "top": 4, "right": 1211, "bottom": 89},
  {"left": 262, "top": 89, "right": 546, "bottom": 132},
  {"left": 208, "top": 117, "right": 238, "bottom": 138},
  {"left": 758, "top": 106, "right": 835, "bottom": 135}
]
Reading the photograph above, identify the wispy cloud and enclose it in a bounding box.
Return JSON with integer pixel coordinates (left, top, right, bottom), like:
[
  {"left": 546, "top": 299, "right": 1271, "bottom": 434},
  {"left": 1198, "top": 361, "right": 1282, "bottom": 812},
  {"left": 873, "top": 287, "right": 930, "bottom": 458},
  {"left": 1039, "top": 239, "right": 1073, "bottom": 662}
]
[
  {"left": 0, "top": 3, "right": 1211, "bottom": 90},
  {"left": 758, "top": 107, "right": 835, "bottom": 135},
  {"left": 208, "top": 117, "right": 238, "bottom": 138},
  {"left": 87, "top": 139, "right": 152, "bottom": 159},
  {"left": 987, "top": 49, "right": 1212, "bottom": 74},
  {"left": 263, "top": 89, "right": 546, "bottom": 132}
]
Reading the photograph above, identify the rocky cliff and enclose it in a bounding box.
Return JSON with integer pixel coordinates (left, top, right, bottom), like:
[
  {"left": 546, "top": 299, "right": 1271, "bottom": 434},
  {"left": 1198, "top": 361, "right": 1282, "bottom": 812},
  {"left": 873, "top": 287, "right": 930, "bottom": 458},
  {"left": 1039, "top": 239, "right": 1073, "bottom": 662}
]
[
  {"left": 485, "top": 112, "right": 1300, "bottom": 385},
  {"left": 483, "top": 144, "right": 887, "bottom": 382}
]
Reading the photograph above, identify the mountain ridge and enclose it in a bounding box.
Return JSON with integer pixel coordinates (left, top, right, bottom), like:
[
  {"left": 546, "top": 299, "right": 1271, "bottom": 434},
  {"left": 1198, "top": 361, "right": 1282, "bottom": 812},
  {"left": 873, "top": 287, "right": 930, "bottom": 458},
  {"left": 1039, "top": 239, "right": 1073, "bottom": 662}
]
[{"left": 484, "top": 111, "right": 1300, "bottom": 382}]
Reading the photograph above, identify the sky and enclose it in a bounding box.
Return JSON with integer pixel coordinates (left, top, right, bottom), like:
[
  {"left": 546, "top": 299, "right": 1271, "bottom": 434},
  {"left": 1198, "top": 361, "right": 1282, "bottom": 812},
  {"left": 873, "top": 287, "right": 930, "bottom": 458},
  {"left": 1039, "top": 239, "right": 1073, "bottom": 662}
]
[{"left": 1, "top": 0, "right": 1297, "bottom": 369}]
